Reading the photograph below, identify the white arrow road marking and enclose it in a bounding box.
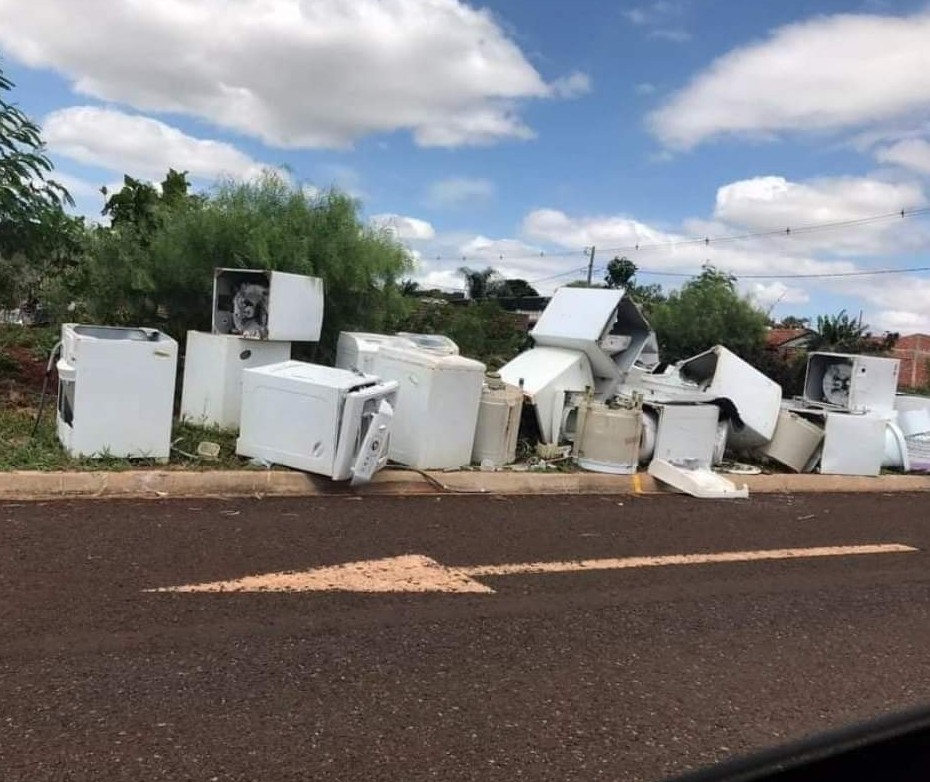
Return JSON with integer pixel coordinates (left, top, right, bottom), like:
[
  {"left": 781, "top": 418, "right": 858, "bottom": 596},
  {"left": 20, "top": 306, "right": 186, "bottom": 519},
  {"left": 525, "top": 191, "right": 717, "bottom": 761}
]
[{"left": 147, "top": 544, "right": 917, "bottom": 595}]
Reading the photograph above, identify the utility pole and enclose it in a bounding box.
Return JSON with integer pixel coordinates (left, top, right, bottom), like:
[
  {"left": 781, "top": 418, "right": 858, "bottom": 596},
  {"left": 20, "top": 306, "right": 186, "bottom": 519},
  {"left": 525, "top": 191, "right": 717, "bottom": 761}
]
[{"left": 585, "top": 245, "right": 596, "bottom": 287}]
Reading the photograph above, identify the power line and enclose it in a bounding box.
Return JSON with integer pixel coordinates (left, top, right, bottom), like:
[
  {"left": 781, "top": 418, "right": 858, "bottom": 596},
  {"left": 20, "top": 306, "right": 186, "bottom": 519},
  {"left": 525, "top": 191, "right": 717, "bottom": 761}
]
[
  {"left": 634, "top": 265, "right": 930, "bottom": 280},
  {"left": 423, "top": 205, "right": 930, "bottom": 286}
]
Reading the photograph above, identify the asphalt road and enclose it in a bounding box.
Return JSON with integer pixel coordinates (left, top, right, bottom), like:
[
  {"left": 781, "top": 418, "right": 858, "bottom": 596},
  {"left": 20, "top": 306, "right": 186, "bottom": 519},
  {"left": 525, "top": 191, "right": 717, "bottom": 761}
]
[{"left": 3, "top": 492, "right": 930, "bottom": 781}]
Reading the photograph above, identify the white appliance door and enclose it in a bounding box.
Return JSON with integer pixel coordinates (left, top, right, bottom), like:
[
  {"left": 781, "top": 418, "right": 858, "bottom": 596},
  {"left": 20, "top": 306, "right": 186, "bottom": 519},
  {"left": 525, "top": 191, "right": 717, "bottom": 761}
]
[
  {"left": 349, "top": 399, "right": 395, "bottom": 486},
  {"left": 331, "top": 381, "right": 399, "bottom": 482}
]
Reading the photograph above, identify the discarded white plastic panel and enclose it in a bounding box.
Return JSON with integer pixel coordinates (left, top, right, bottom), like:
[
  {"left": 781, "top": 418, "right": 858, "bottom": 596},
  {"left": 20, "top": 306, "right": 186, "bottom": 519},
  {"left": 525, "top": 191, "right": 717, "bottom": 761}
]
[
  {"left": 472, "top": 374, "right": 523, "bottom": 467},
  {"left": 213, "top": 268, "right": 324, "bottom": 341},
  {"left": 499, "top": 347, "right": 595, "bottom": 444},
  {"left": 639, "top": 408, "right": 658, "bottom": 462},
  {"left": 820, "top": 413, "right": 886, "bottom": 476},
  {"left": 181, "top": 331, "right": 291, "bottom": 429},
  {"left": 894, "top": 394, "right": 930, "bottom": 414},
  {"left": 571, "top": 400, "right": 642, "bottom": 474},
  {"left": 236, "top": 361, "right": 398, "bottom": 484},
  {"left": 803, "top": 353, "right": 899, "bottom": 413},
  {"left": 637, "top": 331, "right": 661, "bottom": 370},
  {"left": 677, "top": 346, "right": 782, "bottom": 450},
  {"left": 713, "top": 420, "right": 730, "bottom": 466},
  {"left": 372, "top": 345, "right": 485, "bottom": 470},
  {"left": 649, "top": 403, "right": 720, "bottom": 468},
  {"left": 758, "top": 409, "right": 825, "bottom": 473},
  {"left": 898, "top": 408, "right": 930, "bottom": 437},
  {"left": 648, "top": 459, "right": 749, "bottom": 499},
  {"left": 905, "top": 433, "right": 930, "bottom": 471},
  {"left": 57, "top": 324, "right": 177, "bottom": 460},
  {"left": 530, "top": 287, "right": 651, "bottom": 394},
  {"left": 882, "top": 421, "right": 910, "bottom": 471}
]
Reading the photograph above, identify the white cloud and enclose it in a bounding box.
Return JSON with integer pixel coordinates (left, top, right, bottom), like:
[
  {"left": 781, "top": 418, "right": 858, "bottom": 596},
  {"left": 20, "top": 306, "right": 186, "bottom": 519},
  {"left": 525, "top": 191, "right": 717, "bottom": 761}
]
[
  {"left": 876, "top": 138, "right": 930, "bottom": 175},
  {"left": 874, "top": 309, "right": 930, "bottom": 334},
  {"left": 635, "top": 82, "right": 657, "bottom": 96},
  {"left": 649, "top": 29, "right": 691, "bottom": 42},
  {"left": 712, "top": 175, "right": 928, "bottom": 255},
  {"left": 749, "top": 281, "right": 810, "bottom": 309},
  {"left": 650, "top": 11, "right": 930, "bottom": 149},
  {"left": 550, "top": 71, "right": 592, "bottom": 99},
  {"left": 370, "top": 213, "right": 436, "bottom": 241},
  {"left": 0, "top": 0, "right": 586, "bottom": 149},
  {"left": 623, "top": 2, "right": 690, "bottom": 42},
  {"left": 426, "top": 177, "right": 496, "bottom": 209},
  {"left": 44, "top": 106, "right": 276, "bottom": 181}
]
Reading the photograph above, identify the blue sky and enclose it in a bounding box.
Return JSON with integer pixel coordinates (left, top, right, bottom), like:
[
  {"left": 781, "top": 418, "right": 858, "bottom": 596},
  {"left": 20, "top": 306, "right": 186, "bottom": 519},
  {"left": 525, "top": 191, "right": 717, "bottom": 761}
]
[{"left": 3, "top": 0, "right": 930, "bottom": 332}]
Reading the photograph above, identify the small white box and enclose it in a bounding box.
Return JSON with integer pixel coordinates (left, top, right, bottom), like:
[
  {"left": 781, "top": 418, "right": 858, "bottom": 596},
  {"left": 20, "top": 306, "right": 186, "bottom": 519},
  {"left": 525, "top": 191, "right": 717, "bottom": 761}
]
[
  {"left": 213, "top": 268, "right": 324, "bottom": 342},
  {"left": 820, "top": 413, "right": 886, "bottom": 476},
  {"left": 803, "top": 352, "right": 899, "bottom": 412},
  {"left": 180, "top": 331, "right": 292, "bottom": 429}
]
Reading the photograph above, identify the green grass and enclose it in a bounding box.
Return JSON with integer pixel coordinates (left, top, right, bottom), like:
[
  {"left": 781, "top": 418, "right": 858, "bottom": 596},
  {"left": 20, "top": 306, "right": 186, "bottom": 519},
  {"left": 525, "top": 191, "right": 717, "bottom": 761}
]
[{"left": 0, "top": 406, "right": 258, "bottom": 472}]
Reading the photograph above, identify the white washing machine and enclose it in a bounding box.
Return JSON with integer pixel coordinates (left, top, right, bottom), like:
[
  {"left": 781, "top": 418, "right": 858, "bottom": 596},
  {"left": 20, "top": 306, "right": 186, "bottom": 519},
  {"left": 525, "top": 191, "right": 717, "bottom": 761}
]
[
  {"left": 236, "top": 361, "right": 398, "bottom": 485},
  {"left": 56, "top": 324, "right": 177, "bottom": 459},
  {"left": 371, "top": 345, "right": 486, "bottom": 470},
  {"left": 180, "top": 331, "right": 292, "bottom": 429}
]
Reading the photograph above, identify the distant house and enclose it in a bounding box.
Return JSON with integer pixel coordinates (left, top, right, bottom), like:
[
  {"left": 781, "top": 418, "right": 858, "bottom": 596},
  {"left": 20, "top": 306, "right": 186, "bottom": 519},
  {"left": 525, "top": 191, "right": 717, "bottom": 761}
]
[
  {"left": 765, "top": 327, "right": 816, "bottom": 354},
  {"left": 496, "top": 296, "right": 551, "bottom": 329},
  {"left": 892, "top": 334, "right": 930, "bottom": 390}
]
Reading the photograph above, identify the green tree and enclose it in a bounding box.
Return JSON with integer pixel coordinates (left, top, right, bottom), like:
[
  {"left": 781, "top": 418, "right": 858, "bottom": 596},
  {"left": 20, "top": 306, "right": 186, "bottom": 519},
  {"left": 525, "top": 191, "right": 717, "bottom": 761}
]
[
  {"left": 497, "top": 278, "right": 539, "bottom": 298},
  {"left": 458, "top": 266, "right": 504, "bottom": 299},
  {"left": 808, "top": 310, "right": 897, "bottom": 354},
  {"left": 777, "top": 315, "right": 810, "bottom": 329},
  {"left": 0, "top": 64, "right": 78, "bottom": 309},
  {"left": 82, "top": 171, "right": 413, "bottom": 360},
  {"left": 603, "top": 256, "right": 664, "bottom": 312},
  {"left": 396, "top": 299, "right": 526, "bottom": 369},
  {"left": 649, "top": 266, "right": 769, "bottom": 362}
]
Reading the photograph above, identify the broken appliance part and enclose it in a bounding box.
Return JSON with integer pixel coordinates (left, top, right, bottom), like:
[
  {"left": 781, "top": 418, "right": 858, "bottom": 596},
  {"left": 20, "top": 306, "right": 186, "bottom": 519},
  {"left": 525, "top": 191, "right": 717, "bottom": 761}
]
[
  {"left": 648, "top": 459, "right": 749, "bottom": 499},
  {"left": 236, "top": 361, "right": 398, "bottom": 484},
  {"left": 646, "top": 403, "right": 721, "bottom": 469},
  {"left": 571, "top": 397, "right": 643, "bottom": 475},
  {"left": 802, "top": 353, "right": 899, "bottom": 413},
  {"left": 677, "top": 346, "right": 782, "bottom": 451},
  {"left": 371, "top": 344, "right": 486, "bottom": 470},
  {"left": 529, "top": 287, "right": 652, "bottom": 395},
  {"left": 213, "top": 268, "right": 323, "bottom": 342},
  {"left": 56, "top": 324, "right": 177, "bottom": 460},
  {"left": 498, "top": 346, "right": 595, "bottom": 445},
  {"left": 472, "top": 373, "right": 524, "bottom": 467},
  {"left": 819, "top": 412, "right": 886, "bottom": 476},
  {"left": 180, "top": 331, "right": 291, "bottom": 430},
  {"left": 758, "top": 409, "right": 825, "bottom": 473}
]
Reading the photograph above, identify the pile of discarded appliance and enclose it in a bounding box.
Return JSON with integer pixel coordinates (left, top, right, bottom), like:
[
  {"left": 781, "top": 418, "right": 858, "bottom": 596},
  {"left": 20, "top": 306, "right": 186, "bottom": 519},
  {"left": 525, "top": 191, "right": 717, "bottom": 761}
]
[{"left": 47, "top": 268, "right": 930, "bottom": 497}]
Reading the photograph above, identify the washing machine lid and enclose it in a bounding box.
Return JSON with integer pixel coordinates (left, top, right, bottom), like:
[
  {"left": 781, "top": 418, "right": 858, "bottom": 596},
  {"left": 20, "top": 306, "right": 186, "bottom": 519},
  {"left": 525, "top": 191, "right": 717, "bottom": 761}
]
[{"left": 245, "top": 360, "right": 381, "bottom": 391}]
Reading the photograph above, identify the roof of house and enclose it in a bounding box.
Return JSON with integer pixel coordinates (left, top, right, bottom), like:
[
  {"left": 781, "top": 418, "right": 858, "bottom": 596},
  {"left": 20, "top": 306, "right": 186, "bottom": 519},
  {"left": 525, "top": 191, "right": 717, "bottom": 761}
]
[{"left": 765, "top": 327, "right": 815, "bottom": 348}]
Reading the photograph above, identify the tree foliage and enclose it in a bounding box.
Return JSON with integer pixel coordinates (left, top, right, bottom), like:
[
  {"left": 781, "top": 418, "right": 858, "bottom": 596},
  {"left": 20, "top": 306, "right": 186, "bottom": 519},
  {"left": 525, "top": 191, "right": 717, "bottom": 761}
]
[
  {"left": 81, "top": 171, "right": 413, "bottom": 359},
  {"left": 649, "top": 267, "right": 769, "bottom": 362},
  {"left": 0, "top": 64, "right": 80, "bottom": 308},
  {"left": 396, "top": 299, "right": 527, "bottom": 369},
  {"left": 808, "top": 309, "right": 897, "bottom": 354},
  {"left": 603, "top": 256, "right": 664, "bottom": 313}
]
